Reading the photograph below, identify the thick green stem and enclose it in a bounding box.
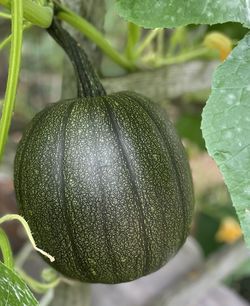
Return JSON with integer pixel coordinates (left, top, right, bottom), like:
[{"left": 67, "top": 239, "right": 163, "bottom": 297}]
[
  {"left": 0, "top": 228, "right": 14, "bottom": 270},
  {"left": 47, "top": 20, "right": 106, "bottom": 98},
  {"left": 0, "top": 0, "right": 23, "bottom": 161},
  {"left": 0, "top": 0, "right": 53, "bottom": 28},
  {"left": 54, "top": 2, "right": 135, "bottom": 71}
]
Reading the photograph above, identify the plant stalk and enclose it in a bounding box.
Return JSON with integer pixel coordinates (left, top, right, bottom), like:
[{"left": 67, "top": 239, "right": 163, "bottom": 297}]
[
  {"left": 157, "top": 47, "right": 213, "bottom": 66},
  {"left": 0, "top": 0, "right": 23, "bottom": 161},
  {"left": 47, "top": 19, "right": 106, "bottom": 97}
]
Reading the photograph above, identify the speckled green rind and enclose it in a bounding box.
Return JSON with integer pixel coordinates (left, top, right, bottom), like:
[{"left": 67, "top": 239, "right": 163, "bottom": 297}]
[{"left": 14, "top": 91, "right": 194, "bottom": 284}]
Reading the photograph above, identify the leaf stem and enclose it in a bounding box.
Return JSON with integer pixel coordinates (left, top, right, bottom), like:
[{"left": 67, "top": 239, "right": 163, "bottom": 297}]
[
  {"left": 167, "top": 27, "right": 187, "bottom": 57},
  {"left": 0, "top": 214, "right": 55, "bottom": 263},
  {"left": 0, "top": 35, "right": 11, "bottom": 51},
  {"left": 156, "top": 29, "right": 164, "bottom": 57},
  {"left": 125, "top": 22, "right": 141, "bottom": 61},
  {"left": 0, "top": 0, "right": 23, "bottom": 161},
  {"left": 0, "top": 23, "right": 32, "bottom": 52},
  {"left": 157, "top": 47, "right": 212, "bottom": 66},
  {"left": 54, "top": 2, "right": 135, "bottom": 71},
  {"left": 0, "top": 11, "right": 11, "bottom": 19},
  {"left": 135, "top": 28, "right": 161, "bottom": 57},
  {"left": 0, "top": 0, "right": 53, "bottom": 28},
  {"left": 0, "top": 228, "right": 14, "bottom": 270}
]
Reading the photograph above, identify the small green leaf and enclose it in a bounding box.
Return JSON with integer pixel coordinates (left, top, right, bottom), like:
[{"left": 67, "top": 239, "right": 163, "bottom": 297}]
[
  {"left": 115, "top": 0, "right": 250, "bottom": 28},
  {"left": 0, "top": 262, "right": 38, "bottom": 305},
  {"left": 201, "top": 32, "right": 250, "bottom": 246},
  {"left": 0, "top": 228, "right": 14, "bottom": 269}
]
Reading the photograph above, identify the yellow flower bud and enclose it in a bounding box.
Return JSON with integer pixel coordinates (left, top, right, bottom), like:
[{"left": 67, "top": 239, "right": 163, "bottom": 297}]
[
  {"left": 215, "top": 217, "right": 242, "bottom": 244},
  {"left": 204, "top": 32, "right": 233, "bottom": 61}
]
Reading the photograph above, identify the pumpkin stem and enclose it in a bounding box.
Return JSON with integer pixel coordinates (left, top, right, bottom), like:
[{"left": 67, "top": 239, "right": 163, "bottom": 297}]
[{"left": 47, "top": 19, "right": 106, "bottom": 98}]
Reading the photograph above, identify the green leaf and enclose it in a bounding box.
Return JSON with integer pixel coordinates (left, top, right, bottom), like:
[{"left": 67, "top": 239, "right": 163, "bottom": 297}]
[
  {"left": 0, "top": 261, "right": 38, "bottom": 305},
  {"left": 201, "top": 32, "right": 250, "bottom": 246},
  {"left": 115, "top": 0, "right": 250, "bottom": 28}
]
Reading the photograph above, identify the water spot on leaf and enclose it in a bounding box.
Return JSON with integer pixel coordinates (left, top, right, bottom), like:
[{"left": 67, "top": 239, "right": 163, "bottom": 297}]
[{"left": 225, "top": 131, "right": 233, "bottom": 139}]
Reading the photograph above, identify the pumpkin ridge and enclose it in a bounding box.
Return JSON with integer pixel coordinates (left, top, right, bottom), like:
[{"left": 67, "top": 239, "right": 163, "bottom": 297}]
[
  {"left": 15, "top": 106, "right": 53, "bottom": 244},
  {"left": 104, "top": 96, "right": 150, "bottom": 276},
  {"left": 57, "top": 100, "right": 90, "bottom": 279},
  {"left": 118, "top": 93, "right": 170, "bottom": 255},
  {"left": 129, "top": 93, "right": 188, "bottom": 244}
]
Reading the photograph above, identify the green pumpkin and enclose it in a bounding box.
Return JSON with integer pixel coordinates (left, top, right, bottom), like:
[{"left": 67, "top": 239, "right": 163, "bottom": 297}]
[{"left": 14, "top": 20, "right": 194, "bottom": 284}]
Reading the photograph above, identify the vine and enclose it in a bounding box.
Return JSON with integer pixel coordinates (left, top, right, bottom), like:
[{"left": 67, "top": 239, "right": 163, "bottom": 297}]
[{"left": 16, "top": 268, "right": 60, "bottom": 293}]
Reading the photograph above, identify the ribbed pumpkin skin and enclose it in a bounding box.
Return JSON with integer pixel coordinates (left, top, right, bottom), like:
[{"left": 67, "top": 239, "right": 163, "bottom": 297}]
[{"left": 14, "top": 91, "right": 193, "bottom": 284}]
